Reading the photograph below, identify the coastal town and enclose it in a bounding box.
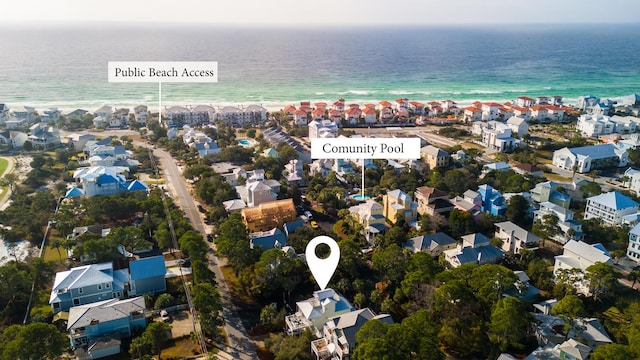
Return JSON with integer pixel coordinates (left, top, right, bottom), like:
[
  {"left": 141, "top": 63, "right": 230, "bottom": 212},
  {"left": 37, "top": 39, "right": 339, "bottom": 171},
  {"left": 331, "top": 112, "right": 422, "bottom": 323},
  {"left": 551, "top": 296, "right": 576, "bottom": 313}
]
[{"left": 1, "top": 91, "right": 640, "bottom": 360}]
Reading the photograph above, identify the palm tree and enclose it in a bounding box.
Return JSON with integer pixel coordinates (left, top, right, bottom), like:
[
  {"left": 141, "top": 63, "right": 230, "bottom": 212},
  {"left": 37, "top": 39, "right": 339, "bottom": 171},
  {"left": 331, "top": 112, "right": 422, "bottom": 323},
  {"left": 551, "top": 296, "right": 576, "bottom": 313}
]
[{"left": 629, "top": 268, "right": 640, "bottom": 289}]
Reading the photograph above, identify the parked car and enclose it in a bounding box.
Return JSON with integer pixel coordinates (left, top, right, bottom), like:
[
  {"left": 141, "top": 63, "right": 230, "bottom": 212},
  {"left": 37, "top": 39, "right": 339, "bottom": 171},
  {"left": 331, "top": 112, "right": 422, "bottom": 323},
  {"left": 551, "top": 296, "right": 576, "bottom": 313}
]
[
  {"left": 160, "top": 310, "right": 171, "bottom": 323},
  {"left": 304, "top": 211, "right": 313, "bottom": 220},
  {"left": 310, "top": 220, "right": 319, "bottom": 229}
]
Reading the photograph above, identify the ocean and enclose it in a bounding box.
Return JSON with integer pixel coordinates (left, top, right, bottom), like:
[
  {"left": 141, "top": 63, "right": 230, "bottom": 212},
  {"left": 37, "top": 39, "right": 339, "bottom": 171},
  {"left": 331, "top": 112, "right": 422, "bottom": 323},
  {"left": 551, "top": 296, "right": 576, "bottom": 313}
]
[{"left": 0, "top": 23, "right": 639, "bottom": 111}]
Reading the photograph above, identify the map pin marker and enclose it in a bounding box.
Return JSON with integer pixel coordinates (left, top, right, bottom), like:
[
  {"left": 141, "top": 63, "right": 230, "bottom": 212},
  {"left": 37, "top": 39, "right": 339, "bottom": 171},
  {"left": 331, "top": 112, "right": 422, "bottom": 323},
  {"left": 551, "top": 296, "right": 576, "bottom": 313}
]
[{"left": 305, "top": 235, "right": 340, "bottom": 291}]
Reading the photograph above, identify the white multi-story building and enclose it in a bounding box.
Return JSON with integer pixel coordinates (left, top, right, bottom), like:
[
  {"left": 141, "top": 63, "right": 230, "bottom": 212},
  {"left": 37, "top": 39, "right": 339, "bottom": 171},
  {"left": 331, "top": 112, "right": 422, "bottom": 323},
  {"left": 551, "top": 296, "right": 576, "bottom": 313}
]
[
  {"left": 308, "top": 119, "right": 338, "bottom": 139},
  {"left": 627, "top": 223, "right": 640, "bottom": 263},
  {"left": 576, "top": 114, "right": 615, "bottom": 137},
  {"left": 481, "top": 121, "right": 515, "bottom": 152},
  {"left": 495, "top": 221, "right": 541, "bottom": 254},
  {"left": 552, "top": 144, "right": 628, "bottom": 173},
  {"left": 285, "top": 289, "right": 354, "bottom": 336},
  {"left": 553, "top": 240, "right": 612, "bottom": 296},
  {"left": 134, "top": 105, "right": 148, "bottom": 124},
  {"left": 584, "top": 191, "right": 639, "bottom": 226},
  {"left": 534, "top": 202, "right": 584, "bottom": 244}
]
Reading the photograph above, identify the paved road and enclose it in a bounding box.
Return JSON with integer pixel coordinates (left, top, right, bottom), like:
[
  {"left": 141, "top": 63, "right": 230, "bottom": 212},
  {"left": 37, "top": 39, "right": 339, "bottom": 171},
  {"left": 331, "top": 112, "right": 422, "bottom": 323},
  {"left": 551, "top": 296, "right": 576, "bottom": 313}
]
[
  {"left": 73, "top": 129, "right": 257, "bottom": 358},
  {"left": 150, "top": 145, "right": 258, "bottom": 360}
]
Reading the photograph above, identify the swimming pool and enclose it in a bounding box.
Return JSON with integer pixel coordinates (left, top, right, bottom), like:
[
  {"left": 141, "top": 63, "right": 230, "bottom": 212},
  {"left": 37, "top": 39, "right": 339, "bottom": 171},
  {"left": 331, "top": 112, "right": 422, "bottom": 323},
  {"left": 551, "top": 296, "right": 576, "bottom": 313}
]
[
  {"left": 352, "top": 194, "right": 370, "bottom": 201},
  {"left": 238, "top": 139, "right": 251, "bottom": 146}
]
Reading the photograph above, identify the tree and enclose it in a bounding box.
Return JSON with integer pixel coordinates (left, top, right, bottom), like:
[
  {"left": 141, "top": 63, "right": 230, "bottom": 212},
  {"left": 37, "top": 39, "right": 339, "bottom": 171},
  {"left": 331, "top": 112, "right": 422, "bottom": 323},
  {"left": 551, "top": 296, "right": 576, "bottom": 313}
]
[
  {"left": 488, "top": 297, "right": 531, "bottom": 352},
  {"left": 266, "top": 328, "right": 315, "bottom": 360},
  {"left": 145, "top": 321, "right": 172, "bottom": 356},
  {"left": 585, "top": 262, "right": 620, "bottom": 301},
  {"left": 192, "top": 283, "right": 224, "bottom": 338},
  {"left": 352, "top": 311, "right": 444, "bottom": 360},
  {"left": 580, "top": 181, "right": 602, "bottom": 198},
  {"left": 628, "top": 268, "right": 640, "bottom": 289},
  {"left": 552, "top": 294, "right": 586, "bottom": 333},
  {"left": 0, "top": 323, "right": 68, "bottom": 360},
  {"left": 448, "top": 209, "right": 474, "bottom": 239},
  {"left": 531, "top": 213, "right": 562, "bottom": 246},
  {"left": 591, "top": 343, "right": 635, "bottom": 360},
  {"left": 260, "top": 303, "right": 278, "bottom": 325},
  {"left": 506, "top": 195, "right": 530, "bottom": 227},
  {"left": 154, "top": 293, "right": 175, "bottom": 310}
]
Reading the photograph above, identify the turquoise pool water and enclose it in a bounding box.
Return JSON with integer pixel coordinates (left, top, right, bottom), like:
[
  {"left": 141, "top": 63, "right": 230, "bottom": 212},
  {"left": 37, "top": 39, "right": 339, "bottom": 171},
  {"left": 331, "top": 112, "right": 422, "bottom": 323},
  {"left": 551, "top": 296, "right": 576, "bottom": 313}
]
[
  {"left": 352, "top": 194, "right": 370, "bottom": 201},
  {"left": 238, "top": 139, "right": 251, "bottom": 146}
]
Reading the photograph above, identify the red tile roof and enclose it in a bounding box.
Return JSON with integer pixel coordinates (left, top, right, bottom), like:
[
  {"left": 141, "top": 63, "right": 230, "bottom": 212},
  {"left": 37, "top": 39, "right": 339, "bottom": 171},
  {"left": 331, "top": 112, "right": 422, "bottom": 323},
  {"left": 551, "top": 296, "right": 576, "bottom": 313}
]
[
  {"left": 363, "top": 108, "right": 376, "bottom": 115},
  {"left": 465, "top": 106, "right": 482, "bottom": 112},
  {"left": 379, "top": 101, "right": 392, "bottom": 107}
]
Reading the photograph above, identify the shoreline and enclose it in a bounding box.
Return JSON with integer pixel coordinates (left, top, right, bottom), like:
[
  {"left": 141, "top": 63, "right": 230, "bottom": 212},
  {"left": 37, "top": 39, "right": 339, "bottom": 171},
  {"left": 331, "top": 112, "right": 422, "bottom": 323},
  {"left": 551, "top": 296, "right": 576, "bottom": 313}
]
[{"left": 3, "top": 92, "right": 638, "bottom": 117}]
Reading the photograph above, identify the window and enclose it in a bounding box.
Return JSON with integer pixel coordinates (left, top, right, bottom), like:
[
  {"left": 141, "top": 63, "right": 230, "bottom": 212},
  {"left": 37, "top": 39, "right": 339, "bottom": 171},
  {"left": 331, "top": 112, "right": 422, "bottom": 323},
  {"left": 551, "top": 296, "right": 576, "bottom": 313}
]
[
  {"left": 97, "top": 284, "right": 102, "bottom": 290},
  {"left": 73, "top": 299, "right": 80, "bottom": 306},
  {"left": 106, "top": 283, "right": 110, "bottom": 289},
  {"left": 78, "top": 287, "right": 83, "bottom": 294}
]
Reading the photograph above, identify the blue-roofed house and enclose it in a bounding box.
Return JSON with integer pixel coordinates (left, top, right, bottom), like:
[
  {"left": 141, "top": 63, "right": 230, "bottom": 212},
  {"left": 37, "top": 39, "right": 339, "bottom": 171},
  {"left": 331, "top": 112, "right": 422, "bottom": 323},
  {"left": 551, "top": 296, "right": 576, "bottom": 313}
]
[
  {"left": 403, "top": 232, "right": 457, "bottom": 257},
  {"left": 128, "top": 256, "right": 167, "bottom": 296},
  {"left": 283, "top": 220, "right": 304, "bottom": 238},
  {"left": 444, "top": 233, "right": 505, "bottom": 268},
  {"left": 250, "top": 227, "right": 288, "bottom": 251},
  {"left": 70, "top": 166, "right": 148, "bottom": 198},
  {"left": 65, "top": 187, "right": 85, "bottom": 198},
  {"left": 126, "top": 180, "right": 148, "bottom": 192},
  {"left": 552, "top": 144, "right": 628, "bottom": 173},
  {"left": 50, "top": 262, "right": 129, "bottom": 313},
  {"left": 478, "top": 184, "right": 507, "bottom": 216},
  {"left": 584, "top": 191, "right": 640, "bottom": 226},
  {"left": 51, "top": 257, "right": 167, "bottom": 313},
  {"left": 483, "top": 162, "right": 511, "bottom": 174},
  {"left": 67, "top": 296, "right": 146, "bottom": 358}
]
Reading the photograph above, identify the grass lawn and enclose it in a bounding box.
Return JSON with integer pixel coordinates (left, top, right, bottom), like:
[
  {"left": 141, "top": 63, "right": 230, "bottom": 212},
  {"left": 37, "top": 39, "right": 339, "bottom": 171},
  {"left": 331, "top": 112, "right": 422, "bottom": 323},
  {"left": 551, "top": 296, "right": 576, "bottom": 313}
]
[
  {"left": 221, "top": 266, "right": 256, "bottom": 305},
  {"left": 161, "top": 337, "right": 201, "bottom": 359},
  {"left": 43, "top": 245, "right": 66, "bottom": 263},
  {"left": 0, "top": 158, "right": 8, "bottom": 176},
  {"left": 460, "top": 142, "right": 484, "bottom": 149},
  {"left": 543, "top": 173, "right": 572, "bottom": 182}
]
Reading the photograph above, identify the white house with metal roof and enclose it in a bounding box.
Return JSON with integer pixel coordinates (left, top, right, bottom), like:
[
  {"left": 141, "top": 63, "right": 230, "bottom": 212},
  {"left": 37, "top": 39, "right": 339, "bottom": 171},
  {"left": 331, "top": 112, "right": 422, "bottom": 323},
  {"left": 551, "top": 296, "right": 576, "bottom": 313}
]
[
  {"left": 584, "top": 191, "right": 640, "bottom": 226},
  {"left": 553, "top": 240, "right": 612, "bottom": 295},
  {"left": 311, "top": 308, "right": 393, "bottom": 360},
  {"left": 533, "top": 202, "right": 584, "bottom": 244},
  {"left": 285, "top": 289, "right": 354, "bottom": 337},
  {"left": 552, "top": 144, "right": 628, "bottom": 173}
]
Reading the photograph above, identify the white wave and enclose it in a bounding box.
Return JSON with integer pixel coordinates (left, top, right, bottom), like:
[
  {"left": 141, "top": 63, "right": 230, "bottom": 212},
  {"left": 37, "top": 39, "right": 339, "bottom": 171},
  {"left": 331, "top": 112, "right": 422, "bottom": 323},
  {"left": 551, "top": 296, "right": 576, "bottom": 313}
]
[
  {"left": 347, "top": 90, "right": 373, "bottom": 95},
  {"left": 388, "top": 90, "right": 415, "bottom": 95}
]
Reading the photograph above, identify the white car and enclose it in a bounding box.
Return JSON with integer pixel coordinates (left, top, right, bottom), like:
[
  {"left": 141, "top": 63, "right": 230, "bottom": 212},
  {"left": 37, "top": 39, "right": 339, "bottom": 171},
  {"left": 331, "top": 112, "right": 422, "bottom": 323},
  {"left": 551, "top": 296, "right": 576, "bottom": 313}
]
[{"left": 160, "top": 310, "right": 171, "bottom": 323}]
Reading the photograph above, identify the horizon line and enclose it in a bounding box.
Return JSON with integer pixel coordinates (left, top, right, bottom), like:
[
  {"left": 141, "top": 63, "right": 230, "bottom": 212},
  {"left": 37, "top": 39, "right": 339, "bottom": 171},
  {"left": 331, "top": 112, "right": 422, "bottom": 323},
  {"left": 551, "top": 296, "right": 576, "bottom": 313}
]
[{"left": 1, "top": 20, "right": 639, "bottom": 29}]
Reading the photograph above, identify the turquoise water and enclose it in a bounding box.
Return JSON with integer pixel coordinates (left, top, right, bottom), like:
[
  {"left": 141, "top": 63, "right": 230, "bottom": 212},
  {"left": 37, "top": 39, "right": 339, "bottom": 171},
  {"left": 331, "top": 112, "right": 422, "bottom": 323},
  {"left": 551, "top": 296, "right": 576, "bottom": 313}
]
[
  {"left": 0, "top": 24, "right": 638, "bottom": 110},
  {"left": 238, "top": 139, "right": 251, "bottom": 146},
  {"left": 352, "top": 194, "right": 371, "bottom": 201}
]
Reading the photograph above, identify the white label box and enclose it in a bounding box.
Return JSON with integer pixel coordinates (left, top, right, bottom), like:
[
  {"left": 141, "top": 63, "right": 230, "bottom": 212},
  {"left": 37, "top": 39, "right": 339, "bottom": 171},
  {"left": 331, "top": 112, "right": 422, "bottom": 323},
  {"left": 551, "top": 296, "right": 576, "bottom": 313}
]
[
  {"left": 108, "top": 61, "right": 218, "bottom": 83},
  {"left": 311, "top": 137, "right": 421, "bottom": 159}
]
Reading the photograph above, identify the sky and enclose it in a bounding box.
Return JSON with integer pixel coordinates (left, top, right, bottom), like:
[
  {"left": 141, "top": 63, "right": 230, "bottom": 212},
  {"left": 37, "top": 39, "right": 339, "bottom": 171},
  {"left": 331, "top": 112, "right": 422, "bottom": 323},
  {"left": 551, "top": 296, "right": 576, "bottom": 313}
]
[{"left": 3, "top": 0, "right": 640, "bottom": 26}]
